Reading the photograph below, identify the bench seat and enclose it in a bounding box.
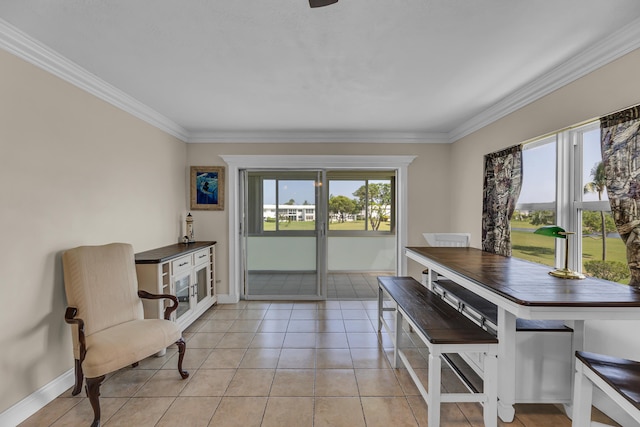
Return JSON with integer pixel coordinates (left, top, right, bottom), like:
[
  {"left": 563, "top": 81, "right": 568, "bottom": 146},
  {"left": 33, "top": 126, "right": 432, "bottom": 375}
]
[
  {"left": 572, "top": 351, "right": 640, "bottom": 426},
  {"left": 378, "top": 276, "right": 498, "bottom": 427}
]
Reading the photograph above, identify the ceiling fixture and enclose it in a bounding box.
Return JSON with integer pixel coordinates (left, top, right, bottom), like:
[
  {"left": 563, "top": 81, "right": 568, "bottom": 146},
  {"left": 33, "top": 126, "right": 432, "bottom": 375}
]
[{"left": 309, "top": 0, "right": 338, "bottom": 7}]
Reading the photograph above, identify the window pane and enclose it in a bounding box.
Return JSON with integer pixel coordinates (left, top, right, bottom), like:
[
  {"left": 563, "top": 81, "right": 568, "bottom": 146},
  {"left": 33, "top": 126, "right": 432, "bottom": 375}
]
[
  {"left": 511, "top": 209, "right": 557, "bottom": 268},
  {"left": 364, "top": 179, "right": 392, "bottom": 232},
  {"left": 519, "top": 139, "right": 556, "bottom": 204},
  {"left": 582, "top": 128, "right": 608, "bottom": 202},
  {"left": 512, "top": 139, "right": 557, "bottom": 266},
  {"left": 328, "top": 179, "right": 393, "bottom": 232},
  {"left": 581, "top": 211, "right": 629, "bottom": 282},
  {"left": 328, "top": 180, "right": 366, "bottom": 230},
  {"left": 276, "top": 180, "right": 316, "bottom": 231},
  {"left": 263, "top": 179, "right": 276, "bottom": 232}
]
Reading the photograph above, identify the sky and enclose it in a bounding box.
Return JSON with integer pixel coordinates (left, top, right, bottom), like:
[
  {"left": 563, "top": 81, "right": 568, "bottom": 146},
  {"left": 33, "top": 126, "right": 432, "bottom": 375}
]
[{"left": 519, "top": 127, "right": 605, "bottom": 203}]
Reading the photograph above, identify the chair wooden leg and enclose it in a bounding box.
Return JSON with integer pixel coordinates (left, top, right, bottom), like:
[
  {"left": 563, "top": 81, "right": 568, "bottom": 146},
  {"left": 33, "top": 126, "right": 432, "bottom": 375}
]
[
  {"left": 72, "top": 359, "right": 84, "bottom": 396},
  {"left": 86, "top": 375, "right": 105, "bottom": 427},
  {"left": 175, "top": 338, "right": 189, "bottom": 379}
]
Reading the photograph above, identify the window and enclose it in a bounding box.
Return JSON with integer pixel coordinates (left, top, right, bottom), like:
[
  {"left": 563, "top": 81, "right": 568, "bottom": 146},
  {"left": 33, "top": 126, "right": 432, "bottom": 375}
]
[
  {"left": 511, "top": 122, "right": 630, "bottom": 283},
  {"left": 327, "top": 171, "right": 396, "bottom": 234},
  {"left": 511, "top": 136, "right": 557, "bottom": 268}
]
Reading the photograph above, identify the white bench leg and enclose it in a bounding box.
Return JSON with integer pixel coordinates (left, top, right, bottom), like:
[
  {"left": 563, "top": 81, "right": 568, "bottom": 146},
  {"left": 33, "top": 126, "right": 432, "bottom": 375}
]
[
  {"left": 483, "top": 352, "right": 498, "bottom": 427},
  {"left": 393, "top": 305, "right": 403, "bottom": 368},
  {"left": 428, "top": 348, "right": 442, "bottom": 427},
  {"left": 571, "top": 360, "right": 593, "bottom": 427},
  {"left": 377, "top": 285, "right": 383, "bottom": 332}
]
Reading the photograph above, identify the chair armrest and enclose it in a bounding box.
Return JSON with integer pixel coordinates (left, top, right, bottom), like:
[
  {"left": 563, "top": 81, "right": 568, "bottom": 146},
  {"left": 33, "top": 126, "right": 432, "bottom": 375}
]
[
  {"left": 138, "top": 290, "right": 179, "bottom": 320},
  {"left": 64, "top": 307, "right": 87, "bottom": 362}
]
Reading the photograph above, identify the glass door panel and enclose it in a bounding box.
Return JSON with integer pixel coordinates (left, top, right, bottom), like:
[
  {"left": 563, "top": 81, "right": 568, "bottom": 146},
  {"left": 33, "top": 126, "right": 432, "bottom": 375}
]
[
  {"left": 174, "top": 273, "right": 191, "bottom": 319},
  {"left": 195, "top": 264, "right": 208, "bottom": 304},
  {"left": 244, "top": 171, "right": 323, "bottom": 299}
]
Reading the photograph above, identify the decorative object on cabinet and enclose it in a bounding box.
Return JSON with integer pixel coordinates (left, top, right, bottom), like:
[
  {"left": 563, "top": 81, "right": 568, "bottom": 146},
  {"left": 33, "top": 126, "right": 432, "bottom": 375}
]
[
  {"left": 186, "top": 213, "right": 195, "bottom": 242},
  {"left": 190, "top": 166, "right": 225, "bottom": 211},
  {"left": 135, "top": 241, "right": 216, "bottom": 331},
  {"left": 62, "top": 243, "right": 188, "bottom": 427}
]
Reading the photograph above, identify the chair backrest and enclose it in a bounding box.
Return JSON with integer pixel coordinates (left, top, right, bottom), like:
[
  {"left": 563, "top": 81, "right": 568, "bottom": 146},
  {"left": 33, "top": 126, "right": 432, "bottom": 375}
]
[
  {"left": 423, "top": 233, "right": 471, "bottom": 247},
  {"left": 62, "top": 243, "right": 144, "bottom": 337}
]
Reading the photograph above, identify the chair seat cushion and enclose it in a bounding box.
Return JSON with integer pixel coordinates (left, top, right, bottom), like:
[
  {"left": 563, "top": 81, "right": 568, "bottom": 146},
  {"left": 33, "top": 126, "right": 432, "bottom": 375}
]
[{"left": 83, "top": 319, "right": 181, "bottom": 378}]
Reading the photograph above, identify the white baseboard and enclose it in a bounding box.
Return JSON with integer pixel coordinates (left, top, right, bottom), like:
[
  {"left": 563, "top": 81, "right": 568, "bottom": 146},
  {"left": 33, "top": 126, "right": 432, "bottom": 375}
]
[
  {"left": 0, "top": 368, "right": 75, "bottom": 427},
  {"left": 216, "top": 294, "right": 239, "bottom": 304}
]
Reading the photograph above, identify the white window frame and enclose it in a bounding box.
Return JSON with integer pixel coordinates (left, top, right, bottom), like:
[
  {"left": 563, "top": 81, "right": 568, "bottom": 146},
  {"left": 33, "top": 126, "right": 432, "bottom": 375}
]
[{"left": 516, "top": 120, "right": 609, "bottom": 273}]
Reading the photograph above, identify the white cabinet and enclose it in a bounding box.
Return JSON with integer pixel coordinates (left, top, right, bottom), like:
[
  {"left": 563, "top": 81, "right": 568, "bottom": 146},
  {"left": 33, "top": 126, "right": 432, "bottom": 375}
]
[{"left": 135, "top": 241, "right": 216, "bottom": 331}]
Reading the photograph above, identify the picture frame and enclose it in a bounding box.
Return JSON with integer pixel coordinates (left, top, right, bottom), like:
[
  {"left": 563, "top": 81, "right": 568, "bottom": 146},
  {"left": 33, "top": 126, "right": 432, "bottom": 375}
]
[{"left": 190, "top": 166, "right": 225, "bottom": 211}]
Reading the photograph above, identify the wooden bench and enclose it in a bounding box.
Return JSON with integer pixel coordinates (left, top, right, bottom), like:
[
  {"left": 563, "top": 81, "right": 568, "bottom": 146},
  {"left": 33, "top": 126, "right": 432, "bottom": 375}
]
[
  {"left": 572, "top": 351, "right": 640, "bottom": 426},
  {"left": 377, "top": 276, "right": 499, "bottom": 427}
]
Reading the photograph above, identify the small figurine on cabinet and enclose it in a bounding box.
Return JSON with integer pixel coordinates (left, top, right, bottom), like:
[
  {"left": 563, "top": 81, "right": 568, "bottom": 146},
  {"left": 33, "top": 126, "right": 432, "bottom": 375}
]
[{"left": 186, "top": 213, "right": 195, "bottom": 243}]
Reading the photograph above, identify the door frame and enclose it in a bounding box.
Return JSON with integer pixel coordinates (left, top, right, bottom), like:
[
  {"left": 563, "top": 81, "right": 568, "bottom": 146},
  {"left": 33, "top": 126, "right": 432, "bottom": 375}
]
[{"left": 220, "top": 154, "right": 416, "bottom": 303}]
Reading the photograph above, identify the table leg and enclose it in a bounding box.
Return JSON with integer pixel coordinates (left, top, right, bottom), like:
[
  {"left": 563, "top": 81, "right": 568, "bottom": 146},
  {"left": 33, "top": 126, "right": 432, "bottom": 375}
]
[
  {"left": 564, "top": 320, "right": 585, "bottom": 418},
  {"left": 497, "top": 307, "right": 517, "bottom": 422}
]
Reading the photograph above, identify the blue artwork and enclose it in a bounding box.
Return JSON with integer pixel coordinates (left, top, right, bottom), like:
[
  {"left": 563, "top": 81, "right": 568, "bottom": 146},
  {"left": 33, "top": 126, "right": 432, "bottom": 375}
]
[{"left": 196, "top": 172, "right": 218, "bottom": 205}]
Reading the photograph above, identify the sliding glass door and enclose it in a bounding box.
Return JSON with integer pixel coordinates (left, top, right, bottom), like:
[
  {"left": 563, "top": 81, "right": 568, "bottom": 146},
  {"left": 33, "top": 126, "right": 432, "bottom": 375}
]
[{"left": 242, "top": 170, "right": 325, "bottom": 299}]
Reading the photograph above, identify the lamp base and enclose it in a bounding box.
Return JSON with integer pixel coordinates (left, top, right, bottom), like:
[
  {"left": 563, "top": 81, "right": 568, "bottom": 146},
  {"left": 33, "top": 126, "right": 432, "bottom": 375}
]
[{"left": 548, "top": 268, "right": 585, "bottom": 280}]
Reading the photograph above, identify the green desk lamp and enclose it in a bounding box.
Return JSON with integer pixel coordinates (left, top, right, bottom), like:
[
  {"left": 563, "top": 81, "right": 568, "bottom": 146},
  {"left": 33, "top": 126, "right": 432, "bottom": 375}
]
[{"left": 533, "top": 225, "right": 585, "bottom": 280}]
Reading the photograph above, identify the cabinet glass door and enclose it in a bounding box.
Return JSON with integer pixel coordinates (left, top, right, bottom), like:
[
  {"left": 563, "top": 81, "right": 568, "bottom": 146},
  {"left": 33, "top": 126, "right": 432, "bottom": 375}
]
[
  {"left": 174, "top": 273, "right": 191, "bottom": 319},
  {"left": 195, "top": 264, "right": 208, "bottom": 304}
]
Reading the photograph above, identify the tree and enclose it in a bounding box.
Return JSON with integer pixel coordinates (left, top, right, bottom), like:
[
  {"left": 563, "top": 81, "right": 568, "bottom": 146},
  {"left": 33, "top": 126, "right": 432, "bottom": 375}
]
[
  {"left": 353, "top": 182, "right": 391, "bottom": 231},
  {"left": 584, "top": 161, "right": 608, "bottom": 260},
  {"left": 328, "top": 195, "right": 357, "bottom": 223},
  {"left": 529, "top": 210, "right": 555, "bottom": 226},
  {"left": 285, "top": 198, "right": 295, "bottom": 205}
]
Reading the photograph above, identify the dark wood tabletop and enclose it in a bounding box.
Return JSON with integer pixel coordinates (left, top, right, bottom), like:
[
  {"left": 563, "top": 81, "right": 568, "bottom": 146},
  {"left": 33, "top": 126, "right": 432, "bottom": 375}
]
[
  {"left": 135, "top": 241, "right": 216, "bottom": 264},
  {"left": 406, "top": 246, "right": 640, "bottom": 307}
]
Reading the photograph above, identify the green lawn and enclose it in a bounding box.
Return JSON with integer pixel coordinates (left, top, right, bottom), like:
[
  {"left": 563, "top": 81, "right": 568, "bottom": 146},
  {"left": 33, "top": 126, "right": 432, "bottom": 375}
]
[
  {"left": 263, "top": 220, "right": 391, "bottom": 232},
  {"left": 511, "top": 228, "right": 629, "bottom": 283}
]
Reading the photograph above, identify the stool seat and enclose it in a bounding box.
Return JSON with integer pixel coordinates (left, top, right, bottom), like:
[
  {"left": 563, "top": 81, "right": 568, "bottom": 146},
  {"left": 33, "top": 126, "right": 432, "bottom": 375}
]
[
  {"left": 576, "top": 351, "right": 640, "bottom": 409},
  {"left": 572, "top": 351, "right": 640, "bottom": 426}
]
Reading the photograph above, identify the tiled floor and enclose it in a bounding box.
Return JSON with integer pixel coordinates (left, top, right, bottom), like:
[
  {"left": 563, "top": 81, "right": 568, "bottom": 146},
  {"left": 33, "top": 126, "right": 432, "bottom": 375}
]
[
  {"left": 19, "top": 300, "right": 617, "bottom": 426},
  {"left": 247, "top": 272, "right": 390, "bottom": 299}
]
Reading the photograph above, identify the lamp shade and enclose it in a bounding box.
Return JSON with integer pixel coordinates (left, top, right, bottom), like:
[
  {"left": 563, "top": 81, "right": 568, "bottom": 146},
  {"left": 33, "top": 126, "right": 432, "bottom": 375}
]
[{"left": 534, "top": 225, "right": 567, "bottom": 239}]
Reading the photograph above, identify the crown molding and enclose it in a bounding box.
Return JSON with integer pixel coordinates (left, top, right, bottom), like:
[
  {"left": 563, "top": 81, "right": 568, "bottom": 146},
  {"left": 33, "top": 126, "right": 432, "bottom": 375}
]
[
  {"left": 449, "top": 16, "right": 640, "bottom": 143},
  {"left": 0, "top": 18, "right": 189, "bottom": 142},
  {"left": 3, "top": 13, "right": 639, "bottom": 145},
  {"left": 187, "top": 130, "right": 449, "bottom": 144}
]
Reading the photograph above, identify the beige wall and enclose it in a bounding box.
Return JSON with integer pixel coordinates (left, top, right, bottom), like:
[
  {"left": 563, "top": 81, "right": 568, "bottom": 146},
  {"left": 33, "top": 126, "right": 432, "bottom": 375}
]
[
  {"left": 0, "top": 49, "right": 188, "bottom": 412},
  {"left": 186, "top": 142, "right": 454, "bottom": 294},
  {"left": 449, "top": 47, "right": 640, "bottom": 360}
]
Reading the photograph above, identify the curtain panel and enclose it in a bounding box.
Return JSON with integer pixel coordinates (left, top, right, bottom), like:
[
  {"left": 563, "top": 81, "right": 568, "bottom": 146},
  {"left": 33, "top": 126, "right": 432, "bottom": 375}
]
[
  {"left": 601, "top": 105, "right": 640, "bottom": 288},
  {"left": 481, "top": 145, "right": 523, "bottom": 257}
]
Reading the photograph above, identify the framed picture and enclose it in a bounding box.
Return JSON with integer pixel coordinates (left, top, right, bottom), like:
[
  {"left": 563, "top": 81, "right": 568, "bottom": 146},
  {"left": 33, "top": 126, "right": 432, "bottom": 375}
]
[{"left": 190, "top": 166, "right": 225, "bottom": 211}]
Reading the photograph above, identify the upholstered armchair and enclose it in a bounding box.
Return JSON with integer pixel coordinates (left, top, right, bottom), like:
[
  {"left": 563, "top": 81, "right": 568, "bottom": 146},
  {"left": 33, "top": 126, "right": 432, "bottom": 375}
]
[{"left": 62, "top": 243, "right": 188, "bottom": 427}]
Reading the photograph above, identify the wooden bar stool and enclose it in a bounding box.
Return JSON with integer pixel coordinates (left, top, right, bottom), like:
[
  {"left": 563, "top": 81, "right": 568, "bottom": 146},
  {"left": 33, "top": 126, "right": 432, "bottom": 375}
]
[{"left": 572, "top": 351, "right": 640, "bottom": 426}]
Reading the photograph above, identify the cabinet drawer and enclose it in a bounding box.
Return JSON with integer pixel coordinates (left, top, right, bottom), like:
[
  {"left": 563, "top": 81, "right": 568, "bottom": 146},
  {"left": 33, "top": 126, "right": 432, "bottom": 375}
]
[
  {"left": 172, "top": 255, "right": 192, "bottom": 275},
  {"left": 194, "top": 248, "right": 210, "bottom": 266}
]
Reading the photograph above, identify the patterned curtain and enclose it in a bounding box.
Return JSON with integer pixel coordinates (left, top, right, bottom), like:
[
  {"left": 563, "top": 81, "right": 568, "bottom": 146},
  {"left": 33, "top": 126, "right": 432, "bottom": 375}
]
[
  {"left": 482, "top": 145, "right": 523, "bottom": 257},
  {"left": 601, "top": 105, "right": 640, "bottom": 288}
]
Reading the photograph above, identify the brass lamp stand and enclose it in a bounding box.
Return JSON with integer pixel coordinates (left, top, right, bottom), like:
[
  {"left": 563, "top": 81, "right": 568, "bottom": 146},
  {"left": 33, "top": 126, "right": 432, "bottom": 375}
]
[{"left": 533, "top": 226, "right": 585, "bottom": 280}]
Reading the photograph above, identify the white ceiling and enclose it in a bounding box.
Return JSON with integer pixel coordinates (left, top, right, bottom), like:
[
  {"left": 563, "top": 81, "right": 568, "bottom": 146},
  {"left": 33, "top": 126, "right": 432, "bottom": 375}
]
[{"left": 1, "top": 1, "right": 640, "bottom": 143}]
